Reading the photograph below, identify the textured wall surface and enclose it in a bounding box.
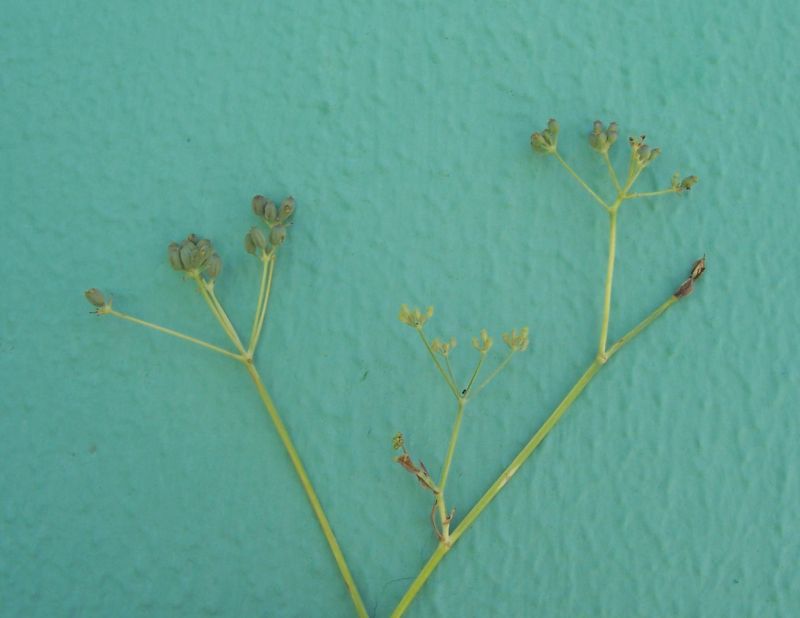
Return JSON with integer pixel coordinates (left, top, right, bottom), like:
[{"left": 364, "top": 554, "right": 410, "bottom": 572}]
[{"left": 2, "top": 1, "right": 799, "bottom": 616}]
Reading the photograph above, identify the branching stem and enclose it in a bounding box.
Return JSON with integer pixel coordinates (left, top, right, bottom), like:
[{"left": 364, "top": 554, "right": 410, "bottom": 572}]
[
  {"left": 603, "top": 151, "right": 622, "bottom": 192},
  {"left": 105, "top": 309, "right": 243, "bottom": 361},
  {"left": 244, "top": 362, "right": 369, "bottom": 618},
  {"left": 625, "top": 188, "right": 678, "bottom": 200},
  {"left": 390, "top": 290, "right": 685, "bottom": 617},
  {"left": 416, "top": 328, "right": 460, "bottom": 398},
  {"left": 597, "top": 207, "right": 618, "bottom": 359},
  {"left": 473, "top": 350, "right": 515, "bottom": 397},
  {"left": 249, "top": 252, "right": 276, "bottom": 356},
  {"left": 553, "top": 150, "right": 610, "bottom": 212}
]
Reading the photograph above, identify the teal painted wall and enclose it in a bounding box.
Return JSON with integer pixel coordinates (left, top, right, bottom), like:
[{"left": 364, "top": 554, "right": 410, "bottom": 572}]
[{"left": 2, "top": 1, "right": 798, "bottom": 616}]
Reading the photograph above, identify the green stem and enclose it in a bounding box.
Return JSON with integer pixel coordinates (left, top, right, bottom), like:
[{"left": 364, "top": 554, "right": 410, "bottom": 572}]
[
  {"left": 602, "top": 151, "right": 621, "bottom": 192},
  {"left": 243, "top": 362, "right": 369, "bottom": 618},
  {"left": 606, "top": 295, "right": 678, "bottom": 360},
  {"left": 249, "top": 253, "right": 276, "bottom": 356},
  {"left": 624, "top": 188, "right": 678, "bottom": 200},
  {"left": 390, "top": 292, "right": 685, "bottom": 617},
  {"left": 247, "top": 251, "right": 271, "bottom": 352},
  {"left": 434, "top": 399, "right": 465, "bottom": 546},
  {"left": 106, "top": 309, "right": 243, "bottom": 361},
  {"left": 208, "top": 286, "right": 246, "bottom": 354},
  {"left": 597, "top": 208, "right": 618, "bottom": 359},
  {"left": 473, "top": 350, "right": 515, "bottom": 397},
  {"left": 194, "top": 276, "right": 368, "bottom": 616},
  {"left": 416, "top": 329, "right": 460, "bottom": 398},
  {"left": 192, "top": 274, "right": 246, "bottom": 355},
  {"left": 439, "top": 400, "right": 465, "bottom": 496},
  {"left": 553, "top": 151, "right": 610, "bottom": 212},
  {"left": 444, "top": 355, "right": 458, "bottom": 393},
  {"left": 464, "top": 352, "right": 487, "bottom": 395}
]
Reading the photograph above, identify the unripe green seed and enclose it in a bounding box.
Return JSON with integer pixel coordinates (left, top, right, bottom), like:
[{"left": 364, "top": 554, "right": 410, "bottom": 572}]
[
  {"left": 270, "top": 226, "right": 287, "bottom": 246},
  {"left": 244, "top": 231, "right": 256, "bottom": 254},
  {"left": 205, "top": 253, "right": 222, "bottom": 279},
  {"left": 279, "top": 197, "right": 295, "bottom": 222},
  {"left": 607, "top": 122, "right": 619, "bottom": 144},
  {"left": 85, "top": 288, "right": 106, "bottom": 307},
  {"left": 250, "top": 226, "right": 267, "bottom": 249},
  {"left": 531, "top": 132, "right": 549, "bottom": 153},
  {"left": 179, "top": 241, "right": 197, "bottom": 270},
  {"left": 167, "top": 242, "right": 183, "bottom": 270},
  {"left": 252, "top": 195, "right": 267, "bottom": 217},
  {"left": 194, "top": 239, "right": 213, "bottom": 268},
  {"left": 264, "top": 199, "right": 278, "bottom": 224}
]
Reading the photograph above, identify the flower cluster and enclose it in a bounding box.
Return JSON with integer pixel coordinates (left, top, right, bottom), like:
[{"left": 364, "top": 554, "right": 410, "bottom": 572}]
[
  {"left": 431, "top": 337, "right": 457, "bottom": 356},
  {"left": 471, "top": 329, "right": 493, "bottom": 353},
  {"left": 502, "top": 327, "right": 530, "bottom": 352},
  {"left": 398, "top": 305, "right": 434, "bottom": 329}
]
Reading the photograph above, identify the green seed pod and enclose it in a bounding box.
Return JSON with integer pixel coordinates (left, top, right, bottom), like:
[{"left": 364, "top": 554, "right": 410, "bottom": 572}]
[
  {"left": 531, "top": 132, "right": 549, "bottom": 153},
  {"left": 167, "top": 242, "right": 183, "bottom": 271},
  {"left": 637, "top": 145, "right": 651, "bottom": 163},
  {"left": 279, "top": 196, "right": 295, "bottom": 222},
  {"left": 270, "top": 225, "right": 287, "bottom": 246},
  {"left": 606, "top": 122, "right": 619, "bottom": 145},
  {"left": 194, "top": 239, "right": 213, "bottom": 268},
  {"left": 252, "top": 195, "right": 267, "bottom": 217},
  {"left": 205, "top": 253, "right": 222, "bottom": 279},
  {"left": 592, "top": 120, "right": 604, "bottom": 135},
  {"left": 179, "top": 240, "right": 197, "bottom": 270},
  {"left": 547, "top": 118, "right": 559, "bottom": 137},
  {"left": 249, "top": 226, "right": 267, "bottom": 250},
  {"left": 84, "top": 288, "right": 106, "bottom": 307},
  {"left": 264, "top": 199, "right": 278, "bottom": 224},
  {"left": 244, "top": 230, "right": 257, "bottom": 254}
]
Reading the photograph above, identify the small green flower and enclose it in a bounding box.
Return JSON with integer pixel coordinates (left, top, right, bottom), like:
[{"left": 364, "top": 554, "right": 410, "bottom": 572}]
[
  {"left": 502, "top": 327, "right": 530, "bottom": 352},
  {"left": 471, "top": 329, "right": 493, "bottom": 353},
  {"left": 431, "top": 337, "right": 457, "bottom": 356},
  {"left": 398, "top": 304, "right": 434, "bottom": 328}
]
